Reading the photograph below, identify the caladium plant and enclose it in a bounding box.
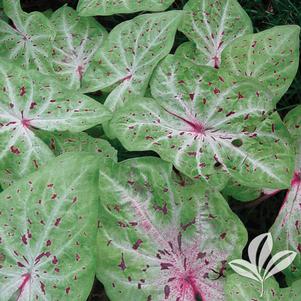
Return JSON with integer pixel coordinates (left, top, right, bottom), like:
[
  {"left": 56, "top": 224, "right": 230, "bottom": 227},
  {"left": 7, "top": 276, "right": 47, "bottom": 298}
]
[
  {"left": 0, "top": 1, "right": 300, "bottom": 300},
  {"left": 110, "top": 54, "right": 294, "bottom": 189},
  {"left": 270, "top": 105, "right": 301, "bottom": 284},
  {"left": 0, "top": 60, "right": 111, "bottom": 187},
  {"left": 0, "top": 152, "right": 100, "bottom": 300},
  {"left": 97, "top": 157, "right": 247, "bottom": 301},
  {"left": 0, "top": 0, "right": 55, "bottom": 73},
  {"left": 177, "top": 0, "right": 253, "bottom": 68},
  {"left": 50, "top": 6, "right": 107, "bottom": 90},
  {"left": 82, "top": 11, "right": 182, "bottom": 111},
  {"left": 77, "top": 0, "right": 175, "bottom": 16},
  {"left": 221, "top": 25, "right": 300, "bottom": 105}
]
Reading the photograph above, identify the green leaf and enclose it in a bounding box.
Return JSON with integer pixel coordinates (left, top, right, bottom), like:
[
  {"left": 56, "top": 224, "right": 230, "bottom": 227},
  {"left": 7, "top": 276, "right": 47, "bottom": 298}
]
[
  {"left": 77, "top": 0, "right": 175, "bottom": 16},
  {"left": 221, "top": 25, "right": 300, "bottom": 105},
  {"left": 270, "top": 105, "right": 301, "bottom": 284},
  {"left": 0, "top": 61, "right": 111, "bottom": 187},
  {"left": 0, "top": 152, "right": 100, "bottom": 300},
  {"left": 0, "top": 0, "right": 8, "bottom": 21},
  {"left": 0, "top": 0, "right": 56, "bottom": 73},
  {"left": 178, "top": 0, "right": 252, "bottom": 68},
  {"left": 110, "top": 55, "right": 294, "bottom": 189},
  {"left": 36, "top": 130, "right": 117, "bottom": 162},
  {"left": 50, "top": 6, "right": 107, "bottom": 90},
  {"left": 82, "top": 11, "right": 182, "bottom": 111},
  {"left": 222, "top": 179, "right": 262, "bottom": 202},
  {"left": 226, "top": 274, "right": 301, "bottom": 300},
  {"left": 97, "top": 157, "right": 247, "bottom": 301}
]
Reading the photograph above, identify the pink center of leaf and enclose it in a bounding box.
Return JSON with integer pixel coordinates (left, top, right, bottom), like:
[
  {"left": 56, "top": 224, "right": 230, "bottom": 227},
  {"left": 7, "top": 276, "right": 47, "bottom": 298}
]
[
  {"left": 163, "top": 108, "right": 206, "bottom": 135},
  {"left": 21, "top": 119, "right": 31, "bottom": 128}
]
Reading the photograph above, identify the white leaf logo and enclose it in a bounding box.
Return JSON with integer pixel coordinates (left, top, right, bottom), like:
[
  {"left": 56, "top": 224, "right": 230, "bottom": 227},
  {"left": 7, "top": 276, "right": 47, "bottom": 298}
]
[{"left": 229, "top": 232, "right": 297, "bottom": 297}]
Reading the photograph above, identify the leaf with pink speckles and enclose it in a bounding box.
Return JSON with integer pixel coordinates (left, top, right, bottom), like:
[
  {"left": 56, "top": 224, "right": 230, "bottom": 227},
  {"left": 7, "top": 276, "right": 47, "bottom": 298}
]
[
  {"left": 36, "top": 130, "right": 117, "bottom": 162},
  {"left": 0, "top": 152, "right": 100, "bottom": 300},
  {"left": 221, "top": 25, "right": 300, "bottom": 105},
  {"left": 0, "top": 0, "right": 56, "bottom": 73},
  {"left": 110, "top": 55, "right": 294, "bottom": 189},
  {"left": 97, "top": 157, "right": 247, "bottom": 301},
  {"left": 77, "top": 0, "right": 175, "bottom": 16},
  {"left": 50, "top": 6, "right": 107, "bottom": 90},
  {"left": 0, "top": 61, "right": 111, "bottom": 188},
  {"left": 178, "top": 0, "right": 252, "bottom": 68},
  {"left": 81, "top": 11, "right": 182, "bottom": 112},
  {"left": 226, "top": 274, "right": 301, "bottom": 300},
  {"left": 270, "top": 105, "right": 301, "bottom": 284}
]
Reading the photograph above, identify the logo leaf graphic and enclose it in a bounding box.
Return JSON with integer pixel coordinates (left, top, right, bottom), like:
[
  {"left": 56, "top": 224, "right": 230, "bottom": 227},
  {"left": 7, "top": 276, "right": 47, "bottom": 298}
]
[
  {"left": 248, "top": 232, "right": 273, "bottom": 274},
  {"left": 230, "top": 232, "right": 297, "bottom": 297},
  {"left": 229, "top": 259, "right": 262, "bottom": 283},
  {"left": 263, "top": 250, "right": 297, "bottom": 280}
]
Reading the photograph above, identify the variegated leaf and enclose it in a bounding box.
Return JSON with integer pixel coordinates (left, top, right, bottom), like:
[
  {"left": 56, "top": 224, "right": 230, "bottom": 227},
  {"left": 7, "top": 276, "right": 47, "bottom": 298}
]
[
  {"left": 82, "top": 11, "right": 182, "bottom": 111},
  {"left": 110, "top": 55, "right": 294, "bottom": 189},
  {"left": 0, "top": 0, "right": 55, "bottom": 73},
  {"left": 77, "top": 0, "right": 175, "bottom": 16},
  {"left": 36, "top": 130, "right": 117, "bottom": 162},
  {"left": 221, "top": 25, "right": 300, "bottom": 104},
  {"left": 51, "top": 6, "right": 107, "bottom": 90},
  {"left": 97, "top": 157, "right": 247, "bottom": 301},
  {"left": 0, "top": 153, "right": 100, "bottom": 300},
  {"left": 178, "top": 0, "right": 252, "bottom": 68},
  {"left": 0, "top": 61, "right": 111, "bottom": 187},
  {"left": 270, "top": 105, "right": 301, "bottom": 284}
]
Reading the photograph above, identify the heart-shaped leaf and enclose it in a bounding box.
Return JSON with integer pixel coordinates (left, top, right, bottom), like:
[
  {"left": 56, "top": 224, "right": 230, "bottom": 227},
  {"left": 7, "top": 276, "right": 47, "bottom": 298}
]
[
  {"left": 221, "top": 25, "right": 300, "bottom": 104},
  {"left": 178, "top": 0, "right": 252, "bottom": 68},
  {"left": 77, "top": 0, "right": 175, "bottom": 16},
  {"left": 110, "top": 55, "right": 294, "bottom": 188},
  {"left": 0, "top": 0, "right": 56, "bottom": 73},
  {"left": 225, "top": 273, "right": 301, "bottom": 301},
  {"left": 36, "top": 130, "right": 117, "bottom": 162},
  {"left": 50, "top": 6, "right": 107, "bottom": 90},
  {"left": 97, "top": 157, "right": 247, "bottom": 301},
  {"left": 0, "top": 152, "right": 100, "bottom": 300},
  {"left": 270, "top": 105, "right": 301, "bottom": 284},
  {"left": 82, "top": 11, "right": 182, "bottom": 111},
  {"left": 0, "top": 61, "right": 111, "bottom": 187}
]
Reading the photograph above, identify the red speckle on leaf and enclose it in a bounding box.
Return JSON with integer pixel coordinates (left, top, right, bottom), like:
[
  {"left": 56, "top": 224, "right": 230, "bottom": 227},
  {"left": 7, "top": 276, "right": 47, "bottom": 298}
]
[
  {"left": 51, "top": 194, "right": 57, "bottom": 200},
  {"left": 297, "top": 244, "right": 301, "bottom": 253},
  {"left": 132, "top": 239, "right": 143, "bottom": 250},
  {"left": 237, "top": 92, "right": 244, "bottom": 100},
  {"left": 272, "top": 124, "right": 275, "bottom": 133},
  {"left": 72, "top": 197, "right": 77, "bottom": 204},
  {"left": 189, "top": 93, "right": 195, "bottom": 101},
  {"left": 54, "top": 218, "right": 61, "bottom": 226},
  {"left": 17, "top": 261, "right": 25, "bottom": 267},
  {"left": 30, "top": 102, "right": 37, "bottom": 110},
  {"left": 52, "top": 256, "right": 58, "bottom": 264},
  {"left": 164, "top": 285, "right": 170, "bottom": 299},
  {"left": 66, "top": 287, "right": 71, "bottom": 294},
  {"left": 118, "top": 253, "right": 126, "bottom": 271},
  {"left": 46, "top": 240, "right": 51, "bottom": 246},
  {"left": 153, "top": 202, "right": 168, "bottom": 215},
  {"left": 40, "top": 281, "right": 46, "bottom": 295},
  {"left": 220, "top": 232, "right": 227, "bottom": 239},
  {"left": 20, "top": 86, "right": 26, "bottom": 96},
  {"left": 226, "top": 111, "right": 235, "bottom": 117},
  {"left": 21, "top": 234, "right": 27, "bottom": 245},
  {"left": 76, "top": 254, "right": 80, "bottom": 261},
  {"left": 213, "top": 88, "right": 220, "bottom": 94},
  {"left": 10, "top": 146, "right": 20, "bottom": 155},
  {"left": 252, "top": 41, "right": 257, "bottom": 48}
]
